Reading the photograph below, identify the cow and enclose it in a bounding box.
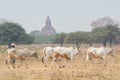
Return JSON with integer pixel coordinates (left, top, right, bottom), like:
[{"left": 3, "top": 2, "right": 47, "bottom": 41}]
[
  {"left": 86, "top": 47, "right": 113, "bottom": 66},
  {"left": 51, "top": 47, "right": 79, "bottom": 68},
  {"left": 6, "top": 48, "right": 38, "bottom": 69},
  {"left": 41, "top": 46, "right": 54, "bottom": 67},
  {"left": 6, "top": 43, "right": 16, "bottom": 65}
]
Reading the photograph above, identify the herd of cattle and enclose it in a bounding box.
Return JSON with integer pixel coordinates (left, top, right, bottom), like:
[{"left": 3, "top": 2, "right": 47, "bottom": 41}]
[{"left": 5, "top": 43, "right": 113, "bottom": 69}]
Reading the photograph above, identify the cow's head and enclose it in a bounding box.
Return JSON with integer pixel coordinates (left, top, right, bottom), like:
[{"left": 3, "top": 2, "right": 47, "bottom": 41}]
[
  {"left": 74, "top": 48, "right": 80, "bottom": 55},
  {"left": 74, "top": 47, "right": 80, "bottom": 55},
  {"left": 105, "top": 47, "right": 113, "bottom": 56}
]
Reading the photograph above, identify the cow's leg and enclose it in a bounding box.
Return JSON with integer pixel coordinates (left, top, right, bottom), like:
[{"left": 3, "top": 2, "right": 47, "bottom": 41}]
[
  {"left": 61, "top": 59, "right": 67, "bottom": 68},
  {"left": 24, "top": 59, "right": 28, "bottom": 69},
  {"left": 100, "top": 58, "right": 108, "bottom": 67},
  {"left": 7, "top": 60, "right": 10, "bottom": 69},
  {"left": 44, "top": 57, "right": 49, "bottom": 67},
  {"left": 10, "top": 58, "right": 16, "bottom": 69},
  {"left": 86, "top": 51, "right": 90, "bottom": 62},
  {"left": 51, "top": 57, "right": 58, "bottom": 68},
  {"left": 17, "top": 60, "right": 23, "bottom": 68},
  {"left": 7, "top": 59, "right": 15, "bottom": 69},
  {"left": 7, "top": 56, "right": 12, "bottom": 69},
  {"left": 51, "top": 59, "right": 55, "bottom": 68},
  {"left": 59, "top": 55, "right": 69, "bottom": 67},
  {"left": 51, "top": 52, "right": 59, "bottom": 68},
  {"left": 63, "top": 59, "right": 69, "bottom": 67},
  {"left": 42, "top": 57, "right": 46, "bottom": 67},
  {"left": 85, "top": 53, "right": 93, "bottom": 67},
  {"left": 103, "top": 58, "right": 108, "bottom": 67},
  {"left": 104, "top": 60, "right": 108, "bottom": 67},
  {"left": 11, "top": 62, "right": 15, "bottom": 69},
  {"left": 97, "top": 56, "right": 107, "bottom": 67},
  {"left": 57, "top": 58, "right": 63, "bottom": 68}
]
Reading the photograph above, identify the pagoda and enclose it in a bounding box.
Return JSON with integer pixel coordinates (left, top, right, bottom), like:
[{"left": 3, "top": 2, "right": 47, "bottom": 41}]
[{"left": 40, "top": 16, "right": 56, "bottom": 35}]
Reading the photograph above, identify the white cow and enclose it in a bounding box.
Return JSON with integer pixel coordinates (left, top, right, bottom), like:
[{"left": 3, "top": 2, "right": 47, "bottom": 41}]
[
  {"left": 7, "top": 48, "right": 38, "bottom": 69},
  {"left": 51, "top": 47, "right": 79, "bottom": 68},
  {"left": 86, "top": 47, "right": 113, "bottom": 66},
  {"left": 42, "top": 47, "right": 54, "bottom": 67}
]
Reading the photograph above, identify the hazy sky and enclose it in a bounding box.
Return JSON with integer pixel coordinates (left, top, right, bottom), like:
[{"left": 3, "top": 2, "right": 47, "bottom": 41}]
[{"left": 0, "top": 0, "right": 120, "bottom": 33}]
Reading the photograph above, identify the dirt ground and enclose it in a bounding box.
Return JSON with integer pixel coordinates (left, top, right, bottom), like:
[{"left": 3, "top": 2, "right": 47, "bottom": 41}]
[{"left": 0, "top": 44, "right": 120, "bottom": 80}]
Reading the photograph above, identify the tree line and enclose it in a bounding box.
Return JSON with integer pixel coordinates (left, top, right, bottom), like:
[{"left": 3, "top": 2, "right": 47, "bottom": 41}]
[
  {"left": 0, "top": 21, "right": 34, "bottom": 45},
  {"left": 53, "top": 24, "right": 120, "bottom": 48},
  {"left": 0, "top": 17, "right": 120, "bottom": 47},
  {"left": 53, "top": 17, "right": 120, "bottom": 48}
]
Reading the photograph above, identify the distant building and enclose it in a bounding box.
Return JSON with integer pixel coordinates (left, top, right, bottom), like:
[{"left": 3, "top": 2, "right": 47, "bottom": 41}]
[
  {"left": 30, "top": 30, "right": 40, "bottom": 36},
  {"left": 40, "top": 16, "right": 56, "bottom": 35}
]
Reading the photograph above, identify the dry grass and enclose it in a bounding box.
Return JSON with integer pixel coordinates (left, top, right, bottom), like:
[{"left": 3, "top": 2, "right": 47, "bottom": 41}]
[{"left": 0, "top": 44, "right": 120, "bottom": 80}]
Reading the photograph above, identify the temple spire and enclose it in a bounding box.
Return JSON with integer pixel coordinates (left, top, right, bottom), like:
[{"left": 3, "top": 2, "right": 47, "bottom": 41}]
[
  {"left": 45, "top": 16, "right": 51, "bottom": 26},
  {"left": 40, "top": 16, "right": 56, "bottom": 35}
]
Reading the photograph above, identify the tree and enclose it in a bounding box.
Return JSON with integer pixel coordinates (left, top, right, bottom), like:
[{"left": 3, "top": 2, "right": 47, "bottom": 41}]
[
  {"left": 64, "top": 31, "right": 94, "bottom": 49},
  {"left": 53, "top": 33, "right": 66, "bottom": 46},
  {"left": 92, "top": 25, "right": 120, "bottom": 47},
  {"left": 80, "top": 32, "right": 94, "bottom": 46},
  {"left": 92, "top": 27, "right": 108, "bottom": 44},
  {"left": 33, "top": 35, "right": 55, "bottom": 44},
  {"left": 91, "top": 17, "right": 117, "bottom": 29},
  {"left": 0, "top": 21, "right": 34, "bottom": 45},
  {"left": 30, "top": 30, "right": 40, "bottom": 36},
  {"left": 91, "top": 17, "right": 120, "bottom": 47}
]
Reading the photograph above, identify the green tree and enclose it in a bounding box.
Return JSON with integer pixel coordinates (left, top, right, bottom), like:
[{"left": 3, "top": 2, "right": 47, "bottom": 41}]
[
  {"left": 92, "top": 25, "right": 120, "bottom": 47},
  {"left": 53, "top": 33, "right": 66, "bottom": 46},
  {"left": 80, "top": 32, "right": 94, "bottom": 46},
  {"left": 33, "top": 35, "right": 56, "bottom": 44},
  {"left": 64, "top": 31, "right": 94, "bottom": 48},
  {"left": 0, "top": 21, "right": 34, "bottom": 45}
]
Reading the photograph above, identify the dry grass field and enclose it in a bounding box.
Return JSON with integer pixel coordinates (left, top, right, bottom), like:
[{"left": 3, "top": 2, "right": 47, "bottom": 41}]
[{"left": 0, "top": 44, "right": 120, "bottom": 80}]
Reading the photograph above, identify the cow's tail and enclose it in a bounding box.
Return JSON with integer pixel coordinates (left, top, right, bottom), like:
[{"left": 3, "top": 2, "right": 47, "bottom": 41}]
[
  {"left": 42, "top": 57, "right": 44, "bottom": 63},
  {"left": 41, "top": 48, "right": 45, "bottom": 63}
]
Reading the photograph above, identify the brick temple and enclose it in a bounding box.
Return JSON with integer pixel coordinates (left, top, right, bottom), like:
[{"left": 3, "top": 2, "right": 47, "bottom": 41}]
[{"left": 40, "top": 16, "right": 56, "bottom": 35}]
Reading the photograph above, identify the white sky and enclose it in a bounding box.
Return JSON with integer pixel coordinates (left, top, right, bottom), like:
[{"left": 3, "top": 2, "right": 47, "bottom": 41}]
[{"left": 0, "top": 0, "right": 120, "bottom": 33}]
